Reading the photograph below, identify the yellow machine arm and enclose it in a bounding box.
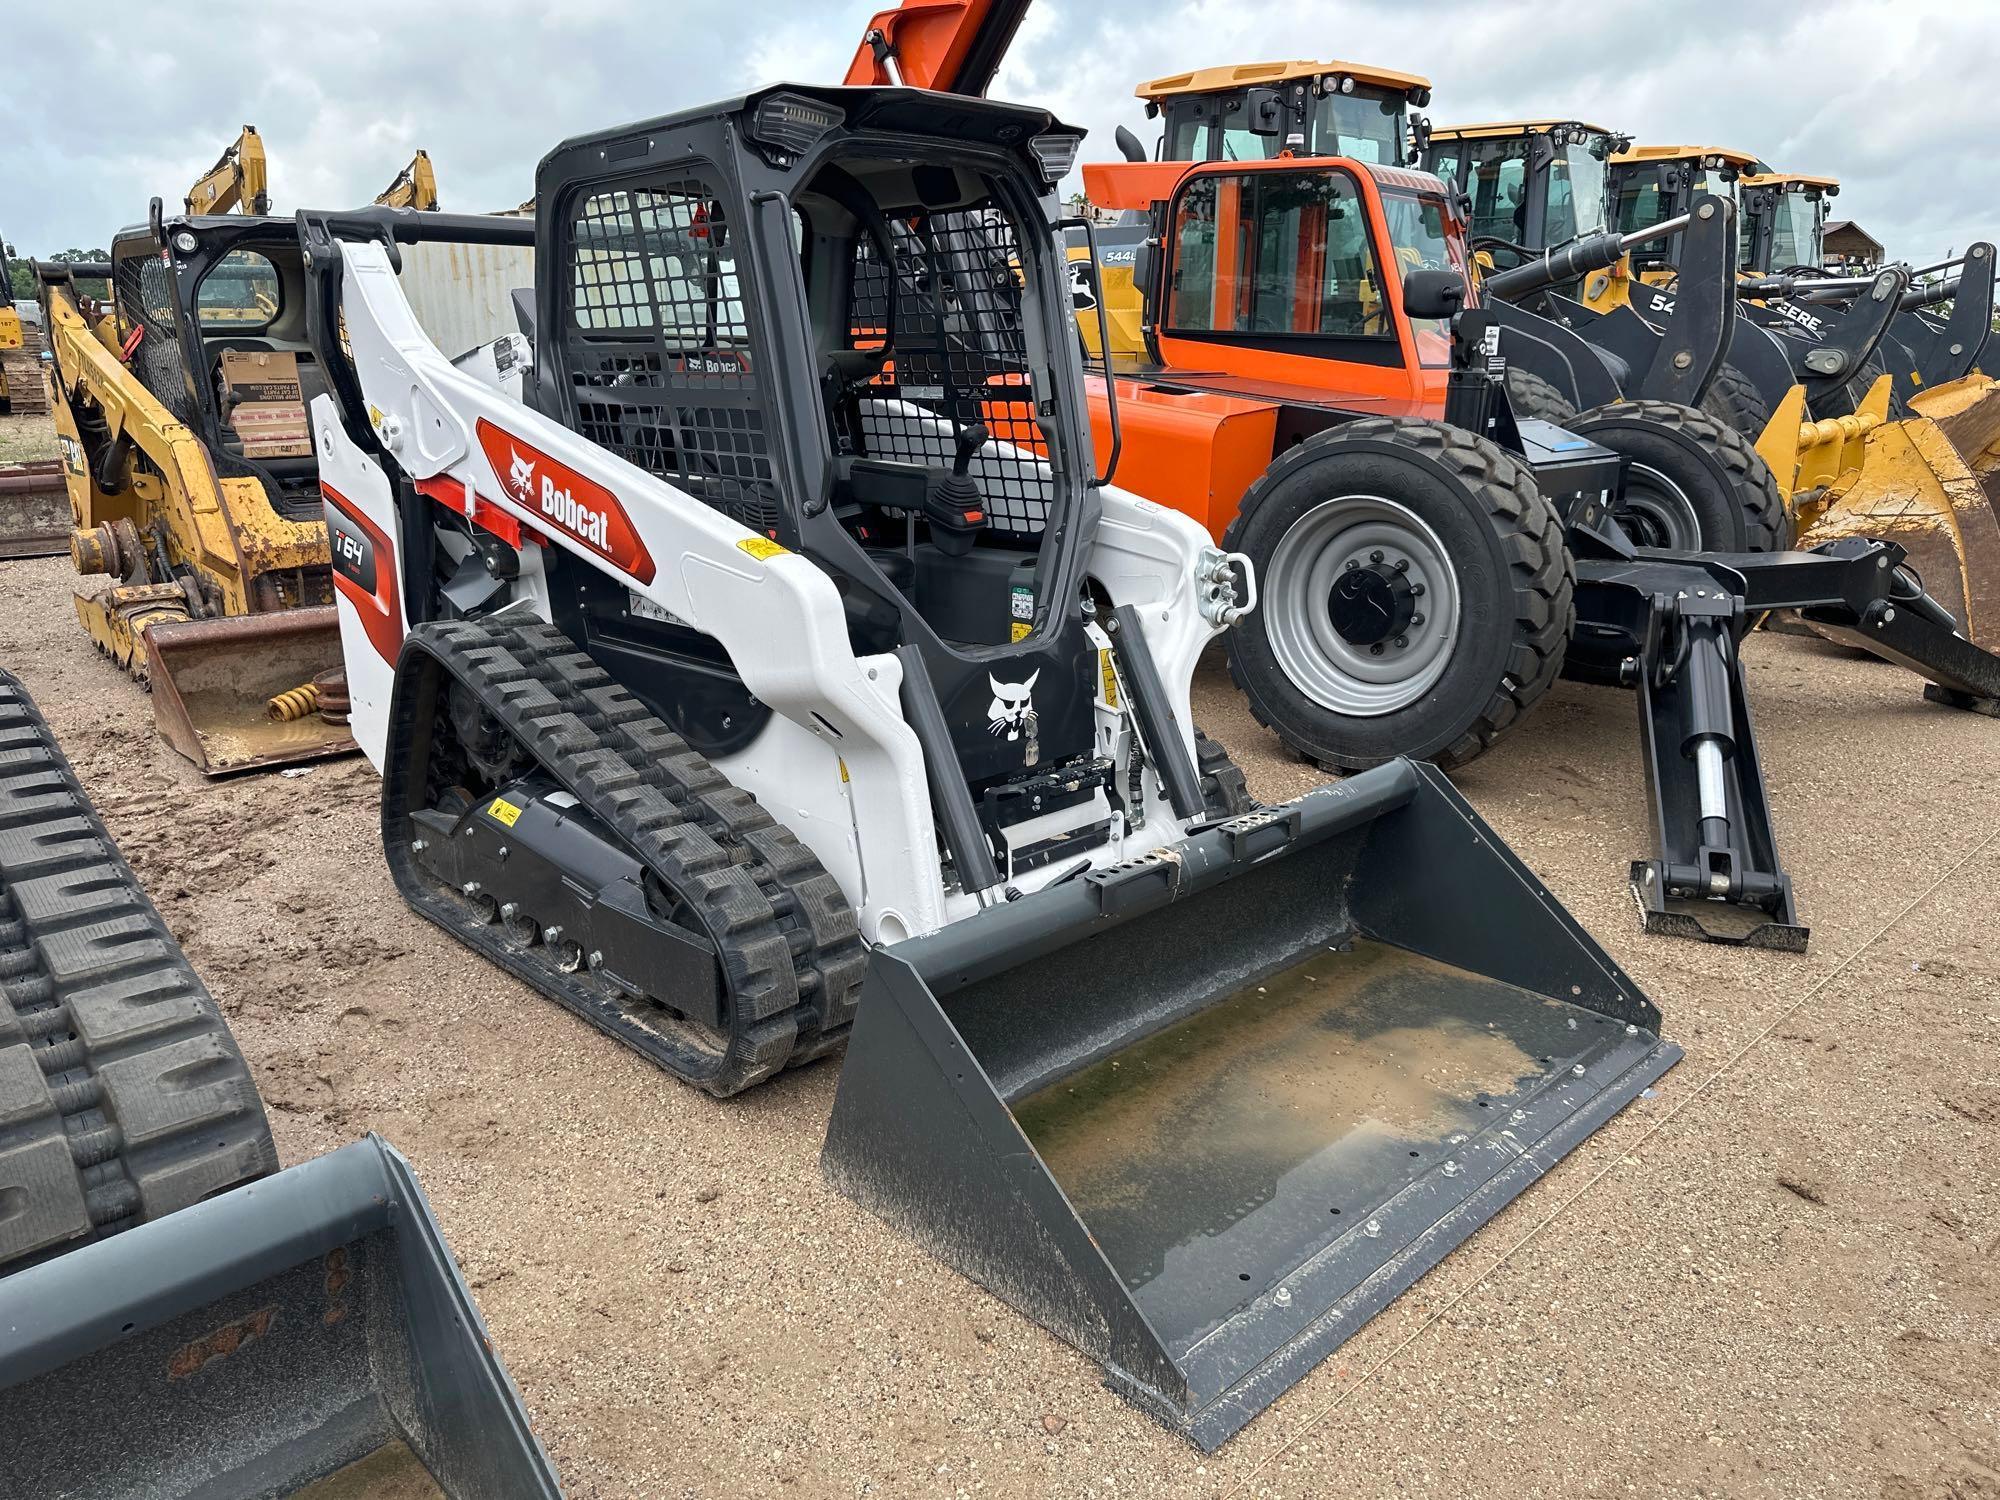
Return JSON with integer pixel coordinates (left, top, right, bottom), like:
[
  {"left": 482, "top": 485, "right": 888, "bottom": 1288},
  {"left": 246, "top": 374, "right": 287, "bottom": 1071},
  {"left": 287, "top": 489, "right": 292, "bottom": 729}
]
[
  {"left": 185, "top": 127, "right": 271, "bottom": 216},
  {"left": 375, "top": 150, "right": 440, "bottom": 211}
]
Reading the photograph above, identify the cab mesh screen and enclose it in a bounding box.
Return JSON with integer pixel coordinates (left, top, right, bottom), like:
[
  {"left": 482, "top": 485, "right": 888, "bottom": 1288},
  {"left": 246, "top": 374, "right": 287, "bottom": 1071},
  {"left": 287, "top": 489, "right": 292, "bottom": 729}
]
[
  {"left": 562, "top": 181, "right": 779, "bottom": 534},
  {"left": 834, "top": 203, "right": 1059, "bottom": 538}
]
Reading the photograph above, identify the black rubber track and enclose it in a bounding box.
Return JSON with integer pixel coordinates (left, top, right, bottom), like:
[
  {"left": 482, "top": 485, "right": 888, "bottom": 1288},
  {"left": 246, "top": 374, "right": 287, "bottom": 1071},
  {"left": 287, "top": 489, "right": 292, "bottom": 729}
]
[
  {"left": 1571, "top": 399, "right": 1787, "bottom": 553},
  {"left": 1698, "top": 362, "right": 1774, "bottom": 443},
  {"left": 382, "top": 618, "right": 867, "bottom": 1097},
  {"left": 1223, "top": 417, "right": 1574, "bottom": 773},
  {"left": 0, "top": 670, "right": 277, "bottom": 1276}
]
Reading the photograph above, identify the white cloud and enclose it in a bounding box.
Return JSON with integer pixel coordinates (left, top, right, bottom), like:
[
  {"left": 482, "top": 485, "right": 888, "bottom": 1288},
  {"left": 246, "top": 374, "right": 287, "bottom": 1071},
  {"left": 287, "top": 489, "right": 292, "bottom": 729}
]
[{"left": 3, "top": 0, "right": 1992, "bottom": 266}]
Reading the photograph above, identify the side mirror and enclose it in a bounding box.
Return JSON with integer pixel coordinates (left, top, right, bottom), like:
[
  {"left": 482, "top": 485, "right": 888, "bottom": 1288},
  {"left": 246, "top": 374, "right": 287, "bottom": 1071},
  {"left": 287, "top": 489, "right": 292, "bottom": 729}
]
[{"left": 1402, "top": 268, "right": 1466, "bottom": 322}]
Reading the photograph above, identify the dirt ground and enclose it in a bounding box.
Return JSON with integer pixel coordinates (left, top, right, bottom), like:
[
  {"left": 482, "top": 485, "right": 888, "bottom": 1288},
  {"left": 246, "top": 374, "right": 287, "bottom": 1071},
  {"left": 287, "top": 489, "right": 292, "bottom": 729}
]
[{"left": 2, "top": 439, "right": 1996, "bottom": 1496}]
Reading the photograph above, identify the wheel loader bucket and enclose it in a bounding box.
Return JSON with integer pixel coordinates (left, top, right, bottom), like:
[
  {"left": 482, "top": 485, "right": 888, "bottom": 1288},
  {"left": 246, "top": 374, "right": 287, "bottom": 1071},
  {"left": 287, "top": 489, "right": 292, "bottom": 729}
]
[
  {"left": 824, "top": 759, "right": 1681, "bottom": 1450},
  {"left": 0, "top": 1134, "right": 562, "bottom": 1499},
  {"left": 144, "top": 608, "right": 357, "bottom": 776},
  {"left": 0, "top": 461, "right": 70, "bottom": 558},
  {"left": 1788, "top": 376, "right": 2000, "bottom": 649}
]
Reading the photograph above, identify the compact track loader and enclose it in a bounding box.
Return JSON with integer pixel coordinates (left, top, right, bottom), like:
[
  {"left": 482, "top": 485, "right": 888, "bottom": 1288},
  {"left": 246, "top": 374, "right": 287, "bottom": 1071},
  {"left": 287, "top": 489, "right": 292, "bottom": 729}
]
[
  {"left": 1, "top": 234, "right": 50, "bottom": 418},
  {"left": 295, "top": 81, "right": 1681, "bottom": 1448},
  {"left": 0, "top": 668, "right": 561, "bottom": 1497}
]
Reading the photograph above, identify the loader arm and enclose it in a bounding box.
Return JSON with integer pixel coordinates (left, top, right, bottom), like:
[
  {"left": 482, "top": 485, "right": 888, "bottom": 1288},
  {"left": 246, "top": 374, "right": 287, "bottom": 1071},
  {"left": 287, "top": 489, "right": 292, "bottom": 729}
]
[
  {"left": 39, "top": 278, "right": 323, "bottom": 615},
  {"left": 843, "top": 0, "right": 1031, "bottom": 94},
  {"left": 185, "top": 126, "right": 271, "bottom": 217}
]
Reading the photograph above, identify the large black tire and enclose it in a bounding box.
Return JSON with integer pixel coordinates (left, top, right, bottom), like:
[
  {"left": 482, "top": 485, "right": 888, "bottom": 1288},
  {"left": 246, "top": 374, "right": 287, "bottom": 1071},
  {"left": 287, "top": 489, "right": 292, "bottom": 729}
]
[
  {"left": 1222, "top": 417, "right": 1573, "bottom": 773},
  {"left": 0, "top": 671, "right": 278, "bottom": 1277},
  {"left": 1568, "top": 399, "right": 1786, "bottom": 552},
  {"left": 1698, "top": 362, "right": 1774, "bottom": 442},
  {"left": 1506, "top": 367, "right": 1579, "bottom": 424}
]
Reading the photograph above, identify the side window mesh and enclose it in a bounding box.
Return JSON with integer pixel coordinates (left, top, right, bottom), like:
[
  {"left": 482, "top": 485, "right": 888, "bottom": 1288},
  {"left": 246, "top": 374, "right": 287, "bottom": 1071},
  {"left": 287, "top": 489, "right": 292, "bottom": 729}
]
[
  {"left": 563, "top": 179, "right": 778, "bottom": 533},
  {"left": 830, "top": 203, "right": 1058, "bottom": 538},
  {"left": 116, "top": 254, "right": 199, "bottom": 427}
]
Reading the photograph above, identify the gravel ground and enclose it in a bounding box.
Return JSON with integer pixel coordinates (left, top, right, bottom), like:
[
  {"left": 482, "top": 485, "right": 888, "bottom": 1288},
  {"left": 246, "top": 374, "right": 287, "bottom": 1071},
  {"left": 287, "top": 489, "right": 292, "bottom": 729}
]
[{"left": 2, "top": 481, "right": 1995, "bottom": 1498}]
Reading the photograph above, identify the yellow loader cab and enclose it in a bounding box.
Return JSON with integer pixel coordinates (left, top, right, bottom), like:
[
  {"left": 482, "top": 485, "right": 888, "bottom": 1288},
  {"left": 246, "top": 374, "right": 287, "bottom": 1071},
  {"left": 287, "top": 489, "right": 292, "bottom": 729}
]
[
  {"left": 1738, "top": 171, "right": 1839, "bottom": 276},
  {"left": 1606, "top": 144, "right": 1766, "bottom": 290},
  {"left": 1425, "top": 120, "right": 1628, "bottom": 285},
  {"left": 1073, "top": 58, "right": 1434, "bottom": 361}
]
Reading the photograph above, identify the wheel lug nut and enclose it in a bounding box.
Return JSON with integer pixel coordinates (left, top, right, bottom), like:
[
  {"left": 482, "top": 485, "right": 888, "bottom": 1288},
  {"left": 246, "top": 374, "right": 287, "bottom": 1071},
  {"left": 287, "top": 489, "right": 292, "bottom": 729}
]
[
  {"left": 1411, "top": 613, "right": 1425, "bottom": 626},
  {"left": 1369, "top": 643, "right": 1385, "bottom": 656},
  {"left": 1393, "top": 558, "right": 1409, "bottom": 572},
  {"left": 1344, "top": 558, "right": 1360, "bottom": 571},
  {"left": 1412, "top": 584, "right": 1426, "bottom": 597},
  {"left": 1369, "top": 550, "right": 1384, "bottom": 564},
  {"left": 1393, "top": 636, "right": 1409, "bottom": 648}
]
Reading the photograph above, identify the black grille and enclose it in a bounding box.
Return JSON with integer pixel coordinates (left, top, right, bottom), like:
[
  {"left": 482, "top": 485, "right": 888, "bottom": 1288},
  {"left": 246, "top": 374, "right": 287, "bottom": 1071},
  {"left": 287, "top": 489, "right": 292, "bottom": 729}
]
[
  {"left": 115, "top": 255, "right": 199, "bottom": 429},
  {"left": 562, "top": 182, "right": 779, "bottom": 533},
  {"left": 833, "top": 205, "right": 1059, "bottom": 537}
]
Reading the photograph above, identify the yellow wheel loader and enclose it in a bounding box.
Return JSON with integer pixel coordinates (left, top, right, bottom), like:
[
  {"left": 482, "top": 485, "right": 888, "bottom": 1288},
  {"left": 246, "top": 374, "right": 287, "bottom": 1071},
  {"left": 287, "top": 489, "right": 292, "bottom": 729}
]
[{"left": 1426, "top": 120, "right": 2000, "bottom": 648}]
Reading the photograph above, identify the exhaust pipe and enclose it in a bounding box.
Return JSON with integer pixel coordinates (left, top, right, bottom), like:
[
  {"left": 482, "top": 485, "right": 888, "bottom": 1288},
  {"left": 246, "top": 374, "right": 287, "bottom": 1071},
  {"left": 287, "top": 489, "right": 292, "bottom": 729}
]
[{"left": 824, "top": 759, "right": 1680, "bottom": 1449}]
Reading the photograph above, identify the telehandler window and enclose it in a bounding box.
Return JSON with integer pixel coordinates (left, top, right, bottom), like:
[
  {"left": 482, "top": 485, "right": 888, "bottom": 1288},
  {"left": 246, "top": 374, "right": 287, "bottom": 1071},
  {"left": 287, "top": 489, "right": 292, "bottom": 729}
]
[
  {"left": 561, "top": 177, "right": 777, "bottom": 534},
  {"left": 1166, "top": 170, "right": 1391, "bottom": 341}
]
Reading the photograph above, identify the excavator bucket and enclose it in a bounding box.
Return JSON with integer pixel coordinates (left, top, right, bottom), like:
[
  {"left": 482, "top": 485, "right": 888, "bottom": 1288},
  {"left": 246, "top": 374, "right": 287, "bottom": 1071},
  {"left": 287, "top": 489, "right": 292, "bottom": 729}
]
[
  {"left": 0, "top": 461, "right": 70, "bottom": 558},
  {"left": 144, "top": 608, "right": 356, "bottom": 775},
  {"left": 1783, "top": 376, "right": 2000, "bottom": 648},
  {"left": 0, "top": 1135, "right": 563, "bottom": 1498},
  {"left": 825, "top": 760, "right": 1680, "bottom": 1450}
]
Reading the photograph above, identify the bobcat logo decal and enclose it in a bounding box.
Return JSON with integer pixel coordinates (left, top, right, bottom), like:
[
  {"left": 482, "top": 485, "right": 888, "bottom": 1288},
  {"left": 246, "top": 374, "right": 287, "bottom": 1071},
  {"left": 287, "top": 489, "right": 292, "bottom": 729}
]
[
  {"left": 986, "top": 671, "right": 1040, "bottom": 742},
  {"left": 505, "top": 449, "right": 536, "bottom": 503}
]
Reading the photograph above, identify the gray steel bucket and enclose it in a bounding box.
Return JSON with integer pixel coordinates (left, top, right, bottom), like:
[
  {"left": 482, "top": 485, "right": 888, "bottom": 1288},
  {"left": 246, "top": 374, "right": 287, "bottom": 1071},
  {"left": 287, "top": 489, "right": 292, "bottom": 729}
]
[{"left": 824, "top": 759, "right": 1680, "bottom": 1450}]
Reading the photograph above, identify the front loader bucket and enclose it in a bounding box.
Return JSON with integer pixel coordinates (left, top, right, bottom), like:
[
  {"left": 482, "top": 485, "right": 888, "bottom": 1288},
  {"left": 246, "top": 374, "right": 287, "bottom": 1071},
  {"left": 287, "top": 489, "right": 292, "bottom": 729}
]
[
  {"left": 1794, "top": 384, "right": 2000, "bottom": 649},
  {"left": 0, "top": 1134, "right": 562, "bottom": 1498},
  {"left": 0, "top": 461, "right": 70, "bottom": 558},
  {"left": 145, "top": 608, "right": 356, "bottom": 775},
  {"left": 824, "top": 760, "right": 1680, "bottom": 1450}
]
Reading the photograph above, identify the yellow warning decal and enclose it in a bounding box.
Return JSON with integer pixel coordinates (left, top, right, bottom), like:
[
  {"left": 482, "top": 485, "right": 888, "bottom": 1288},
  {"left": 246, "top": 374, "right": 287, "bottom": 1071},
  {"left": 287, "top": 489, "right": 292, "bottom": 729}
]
[
  {"left": 487, "top": 796, "right": 523, "bottom": 827},
  {"left": 367, "top": 403, "right": 386, "bottom": 429},
  {"left": 838, "top": 757, "right": 850, "bottom": 784},
  {"left": 737, "top": 536, "right": 790, "bottom": 560},
  {"left": 1098, "top": 648, "right": 1120, "bottom": 708},
  {"left": 1010, "top": 621, "right": 1033, "bottom": 643}
]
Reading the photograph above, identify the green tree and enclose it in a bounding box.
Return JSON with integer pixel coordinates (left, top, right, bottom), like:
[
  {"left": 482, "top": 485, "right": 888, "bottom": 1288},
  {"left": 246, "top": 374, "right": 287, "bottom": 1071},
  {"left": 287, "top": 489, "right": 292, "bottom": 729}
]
[{"left": 4, "top": 244, "right": 30, "bottom": 301}]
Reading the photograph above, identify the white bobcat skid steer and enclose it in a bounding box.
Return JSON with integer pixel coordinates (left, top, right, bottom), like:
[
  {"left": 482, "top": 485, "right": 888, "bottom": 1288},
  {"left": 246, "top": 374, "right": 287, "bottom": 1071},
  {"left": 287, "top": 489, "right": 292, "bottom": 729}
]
[{"left": 297, "top": 84, "right": 1678, "bottom": 1448}]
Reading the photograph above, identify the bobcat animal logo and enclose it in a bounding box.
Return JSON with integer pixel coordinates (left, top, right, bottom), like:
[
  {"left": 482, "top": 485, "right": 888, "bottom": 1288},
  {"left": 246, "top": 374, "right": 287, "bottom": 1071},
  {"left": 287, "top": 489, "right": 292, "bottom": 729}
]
[
  {"left": 505, "top": 449, "right": 536, "bottom": 502},
  {"left": 986, "top": 671, "right": 1040, "bottom": 741}
]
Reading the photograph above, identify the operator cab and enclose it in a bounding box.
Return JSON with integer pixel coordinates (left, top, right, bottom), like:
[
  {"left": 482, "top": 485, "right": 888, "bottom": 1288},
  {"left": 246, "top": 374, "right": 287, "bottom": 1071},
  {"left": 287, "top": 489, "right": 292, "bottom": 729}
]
[
  {"left": 1739, "top": 172, "right": 1839, "bottom": 275},
  {"left": 1137, "top": 59, "right": 1431, "bottom": 167},
  {"left": 109, "top": 220, "right": 325, "bottom": 517},
  {"left": 1607, "top": 145, "right": 1767, "bottom": 276},
  {"left": 1423, "top": 121, "right": 1628, "bottom": 274}
]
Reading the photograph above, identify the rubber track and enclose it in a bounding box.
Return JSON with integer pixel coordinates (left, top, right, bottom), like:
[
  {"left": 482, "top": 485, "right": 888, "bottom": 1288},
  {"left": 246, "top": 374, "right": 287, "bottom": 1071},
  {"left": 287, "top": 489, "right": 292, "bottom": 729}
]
[
  {"left": 1225, "top": 417, "right": 1575, "bottom": 772},
  {"left": 387, "top": 619, "right": 867, "bottom": 1096},
  {"left": 0, "top": 670, "right": 277, "bottom": 1275},
  {"left": 1607, "top": 399, "right": 1787, "bottom": 552}
]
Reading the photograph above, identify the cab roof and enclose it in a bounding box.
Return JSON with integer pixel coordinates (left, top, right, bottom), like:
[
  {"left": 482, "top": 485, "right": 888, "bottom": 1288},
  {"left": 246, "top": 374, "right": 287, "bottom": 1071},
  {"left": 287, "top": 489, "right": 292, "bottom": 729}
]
[
  {"left": 1612, "top": 143, "right": 1763, "bottom": 169},
  {"left": 1137, "top": 59, "right": 1430, "bottom": 101},
  {"left": 1742, "top": 171, "right": 1840, "bottom": 192},
  {"left": 1430, "top": 119, "right": 1619, "bottom": 140}
]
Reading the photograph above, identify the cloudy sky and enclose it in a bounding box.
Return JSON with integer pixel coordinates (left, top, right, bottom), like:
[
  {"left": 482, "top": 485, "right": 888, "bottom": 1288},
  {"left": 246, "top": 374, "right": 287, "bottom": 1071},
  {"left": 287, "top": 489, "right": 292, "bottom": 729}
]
[{"left": 3, "top": 0, "right": 1992, "bottom": 267}]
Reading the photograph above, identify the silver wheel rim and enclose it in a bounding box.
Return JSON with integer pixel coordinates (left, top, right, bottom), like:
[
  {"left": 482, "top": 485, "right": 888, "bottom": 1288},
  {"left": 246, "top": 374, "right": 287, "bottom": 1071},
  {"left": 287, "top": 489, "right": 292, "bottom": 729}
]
[
  {"left": 1614, "top": 461, "right": 1704, "bottom": 551},
  {"left": 1264, "top": 495, "right": 1464, "bottom": 717}
]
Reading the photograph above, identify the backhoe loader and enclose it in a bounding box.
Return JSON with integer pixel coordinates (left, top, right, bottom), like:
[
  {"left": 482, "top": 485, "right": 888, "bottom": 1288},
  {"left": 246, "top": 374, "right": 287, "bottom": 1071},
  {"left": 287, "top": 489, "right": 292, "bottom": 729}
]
[
  {"left": 1425, "top": 119, "right": 2000, "bottom": 648},
  {"left": 0, "top": 668, "right": 562, "bottom": 1497},
  {"left": 293, "top": 71, "right": 1683, "bottom": 1450}
]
